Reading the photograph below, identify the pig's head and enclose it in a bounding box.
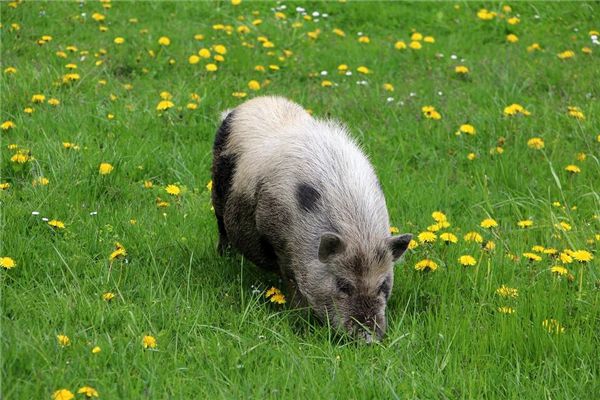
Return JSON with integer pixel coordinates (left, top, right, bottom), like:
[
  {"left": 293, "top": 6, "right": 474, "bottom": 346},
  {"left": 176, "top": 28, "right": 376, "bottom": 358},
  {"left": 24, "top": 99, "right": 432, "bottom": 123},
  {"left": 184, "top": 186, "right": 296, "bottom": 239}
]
[{"left": 295, "top": 232, "right": 412, "bottom": 342}]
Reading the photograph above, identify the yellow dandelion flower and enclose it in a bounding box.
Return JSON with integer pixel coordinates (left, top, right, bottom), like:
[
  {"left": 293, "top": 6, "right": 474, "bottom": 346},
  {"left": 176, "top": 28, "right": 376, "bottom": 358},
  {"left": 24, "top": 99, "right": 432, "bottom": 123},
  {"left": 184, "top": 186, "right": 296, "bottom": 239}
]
[
  {"left": 337, "top": 64, "right": 349, "bottom": 72},
  {"left": 408, "top": 239, "right": 418, "bottom": 250},
  {"left": 532, "top": 245, "right": 545, "bottom": 253},
  {"left": 92, "top": 346, "right": 101, "bottom": 354},
  {"left": 527, "top": 137, "right": 544, "bottom": 149},
  {"left": 507, "top": 17, "right": 520, "bottom": 25},
  {"left": 206, "top": 180, "right": 213, "bottom": 191},
  {"left": 427, "top": 224, "right": 440, "bottom": 232},
  {"left": 415, "top": 259, "right": 438, "bottom": 272},
  {"left": 32, "top": 94, "right": 46, "bottom": 103},
  {"left": 389, "top": 226, "right": 400, "bottom": 234},
  {"left": 382, "top": 83, "right": 394, "bottom": 92},
  {"left": 0, "top": 183, "right": 10, "bottom": 190},
  {"left": 206, "top": 63, "right": 218, "bottom": 72},
  {"left": 156, "top": 197, "right": 169, "bottom": 208},
  {"left": 480, "top": 218, "right": 498, "bottom": 229},
  {"left": 158, "top": 36, "right": 171, "bottom": 46},
  {"left": 409, "top": 41, "right": 422, "bottom": 50},
  {"left": 484, "top": 240, "right": 496, "bottom": 251},
  {"left": 455, "top": 65, "right": 469, "bottom": 74},
  {"left": 248, "top": 80, "right": 261, "bottom": 91},
  {"left": 550, "top": 265, "right": 568, "bottom": 276},
  {"left": 431, "top": 211, "right": 447, "bottom": 222},
  {"left": 52, "top": 389, "right": 74, "bottom": 400},
  {"left": 166, "top": 184, "right": 181, "bottom": 196},
  {"left": 464, "top": 231, "right": 483, "bottom": 243},
  {"left": 114, "top": 37, "right": 125, "bottom": 44},
  {"left": 48, "top": 220, "right": 66, "bottom": 229},
  {"left": 4, "top": 66, "right": 17, "bottom": 74},
  {"left": 506, "top": 34, "right": 519, "bottom": 43},
  {"left": 62, "top": 73, "right": 80, "bottom": 84},
  {"left": 77, "top": 386, "right": 99, "bottom": 398},
  {"left": 417, "top": 231, "right": 436, "bottom": 243},
  {"left": 11, "top": 151, "right": 30, "bottom": 164},
  {"left": 57, "top": 334, "right": 70, "bottom": 346},
  {"left": 527, "top": 43, "right": 542, "bottom": 52},
  {"left": 517, "top": 220, "right": 533, "bottom": 228},
  {"left": 109, "top": 247, "right": 126, "bottom": 262},
  {"left": 477, "top": 9, "right": 496, "bottom": 20},
  {"left": 523, "top": 252, "right": 542, "bottom": 262},
  {"left": 321, "top": 80, "right": 333, "bottom": 88},
  {"left": 213, "top": 44, "right": 227, "bottom": 55},
  {"left": 0, "top": 257, "right": 16, "bottom": 270},
  {"left": 558, "top": 50, "right": 574, "bottom": 59},
  {"left": 1, "top": 120, "right": 16, "bottom": 130},
  {"left": 424, "top": 36, "right": 435, "bottom": 43},
  {"left": 571, "top": 250, "right": 593, "bottom": 263},
  {"left": 564, "top": 164, "right": 581, "bottom": 174},
  {"left": 333, "top": 28, "right": 345, "bottom": 37},
  {"left": 542, "top": 319, "right": 565, "bottom": 334},
  {"left": 567, "top": 106, "right": 585, "bottom": 120},
  {"left": 394, "top": 41, "right": 407, "bottom": 50},
  {"left": 142, "top": 335, "right": 157, "bottom": 349},
  {"left": 559, "top": 252, "right": 573, "bottom": 264},
  {"left": 440, "top": 232, "right": 458, "bottom": 244},
  {"left": 356, "top": 66, "right": 371, "bottom": 74},
  {"left": 232, "top": 92, "right": 247, "bottom": 98},
  {"left": 99, "top": 162, "right": 114, "bottom": 175},
  {"left": 498, "top": 306, "right": 515, "bottom": 314},
  {"left": 358, "top": 36, "right": 370, "bottom": 44},
  {"left": 188, "top": 55, "right": 200, "bottom": 64},
  {"left": 32, "top": 177, "right": 49, "bottom": 186},
  {"left": 411, "top": 32, "right": 423, "bottom": 41},
  {"left": 496, "top": 285, "right": 518, "bottom": 298},
  {"left": 457, "top": 124, "right": 475, "bottom": 135},
  {"left": 102, "top": 292, "right": 115, "bottom": 301},
  {"left": 504, "top": 103, "right": 531, "bottom": 116},
  {"left": 421, "top": 106, "right": 441, "bottom": 120},
  {"left": 458, "top": 255, "right": 477, "bottom": 266},
  {"left": 91, "top": 12, "right": 105, "bottom": 22}
]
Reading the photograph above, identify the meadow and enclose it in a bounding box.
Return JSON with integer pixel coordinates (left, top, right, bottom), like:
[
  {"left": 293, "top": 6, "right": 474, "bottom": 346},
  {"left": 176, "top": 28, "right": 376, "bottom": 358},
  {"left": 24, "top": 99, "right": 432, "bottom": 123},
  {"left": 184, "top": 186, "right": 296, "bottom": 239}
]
[{"left": 1, "top": 1, "right": 599, "bottom": 398}]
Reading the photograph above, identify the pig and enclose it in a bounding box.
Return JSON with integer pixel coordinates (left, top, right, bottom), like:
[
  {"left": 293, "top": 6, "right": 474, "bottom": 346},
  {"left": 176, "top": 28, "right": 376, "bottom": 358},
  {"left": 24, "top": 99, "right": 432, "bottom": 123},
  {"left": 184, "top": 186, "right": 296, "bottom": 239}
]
[{"left": 211, "top": 96, "right": 411, "bottom": 341}]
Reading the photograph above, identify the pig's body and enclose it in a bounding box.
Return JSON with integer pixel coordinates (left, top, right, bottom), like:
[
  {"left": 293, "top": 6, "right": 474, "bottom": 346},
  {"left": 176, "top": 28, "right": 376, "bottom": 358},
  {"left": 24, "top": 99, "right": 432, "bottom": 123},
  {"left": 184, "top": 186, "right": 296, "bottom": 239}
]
[{"left": 212, "top": 96, "right": 411, "bottom": 340}]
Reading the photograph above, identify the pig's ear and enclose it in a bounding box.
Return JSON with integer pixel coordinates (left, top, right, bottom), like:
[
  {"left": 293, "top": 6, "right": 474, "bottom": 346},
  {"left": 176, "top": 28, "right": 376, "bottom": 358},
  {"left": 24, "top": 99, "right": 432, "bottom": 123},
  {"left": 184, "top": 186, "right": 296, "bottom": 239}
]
[
  {"left": 387, "top": 234, "right": 412, "bottom": 261},
  {"left": 318, "top": 232, "right": 346, "bottom": 263}
]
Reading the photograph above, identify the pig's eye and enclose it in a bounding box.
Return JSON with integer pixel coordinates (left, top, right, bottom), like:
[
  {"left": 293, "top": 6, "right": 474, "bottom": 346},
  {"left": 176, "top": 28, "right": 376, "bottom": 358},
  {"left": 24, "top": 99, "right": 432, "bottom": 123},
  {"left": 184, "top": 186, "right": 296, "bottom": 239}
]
[
  {"left": 378, "top": 278, "right": 391, "bottom": 299},
  {"left": 336, "top": 278, "right": 354, "bottom": 296}
]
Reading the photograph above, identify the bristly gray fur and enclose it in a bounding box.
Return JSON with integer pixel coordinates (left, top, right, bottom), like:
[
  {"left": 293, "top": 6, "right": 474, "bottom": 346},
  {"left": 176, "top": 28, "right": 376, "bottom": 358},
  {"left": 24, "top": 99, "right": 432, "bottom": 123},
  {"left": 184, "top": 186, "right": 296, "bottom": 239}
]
[{"left": 211, "top": 95, "right": 412, "bottom": 341}]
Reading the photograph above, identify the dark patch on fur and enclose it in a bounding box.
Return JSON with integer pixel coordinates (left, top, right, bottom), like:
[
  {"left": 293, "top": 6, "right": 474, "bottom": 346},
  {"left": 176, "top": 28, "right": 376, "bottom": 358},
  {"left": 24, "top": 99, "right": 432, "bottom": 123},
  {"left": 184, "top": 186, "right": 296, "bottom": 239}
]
[
  {"left": 259, "top": 235, "right": 277, "bottom": 261},
  {"left": 212, "top": 111, "right": 237, "bottom": 249},
  {"left": 379, "top": 275, "right": 392, "bottom": 300},
  {"left": 224, "top": 192, "right": 279, "bottom": 272},
  {"left": 336, "top": 277, "right": 355, "bottom": 296},
  {"left": 351, "top": 295, "right": 381, "bottom": 327},
  {"left": 296, "top": 183, "right": 321, "bottom": 212}
]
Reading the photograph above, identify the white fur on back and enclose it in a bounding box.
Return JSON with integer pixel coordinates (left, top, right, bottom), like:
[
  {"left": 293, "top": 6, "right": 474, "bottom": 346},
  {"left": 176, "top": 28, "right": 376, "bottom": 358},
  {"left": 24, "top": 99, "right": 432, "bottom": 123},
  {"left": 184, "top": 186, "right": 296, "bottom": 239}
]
[{"left": 223, "top": 96, "right": 390, "bottom": 243}]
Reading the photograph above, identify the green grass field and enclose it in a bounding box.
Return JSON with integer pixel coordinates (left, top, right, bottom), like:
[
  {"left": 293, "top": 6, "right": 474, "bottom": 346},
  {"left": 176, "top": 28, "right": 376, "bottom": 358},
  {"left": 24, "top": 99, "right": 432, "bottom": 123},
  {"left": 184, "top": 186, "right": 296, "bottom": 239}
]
[{"left": 1, "top": 1, "right": 599, "bottom": 398}]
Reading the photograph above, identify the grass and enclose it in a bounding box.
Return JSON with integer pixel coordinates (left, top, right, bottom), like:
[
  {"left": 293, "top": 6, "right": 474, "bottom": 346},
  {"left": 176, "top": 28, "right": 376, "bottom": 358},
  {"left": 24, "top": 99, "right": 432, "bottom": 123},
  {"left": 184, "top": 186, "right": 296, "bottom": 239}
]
[{"left": 1, "top": 1, "right": 599, "bottom": 398}]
